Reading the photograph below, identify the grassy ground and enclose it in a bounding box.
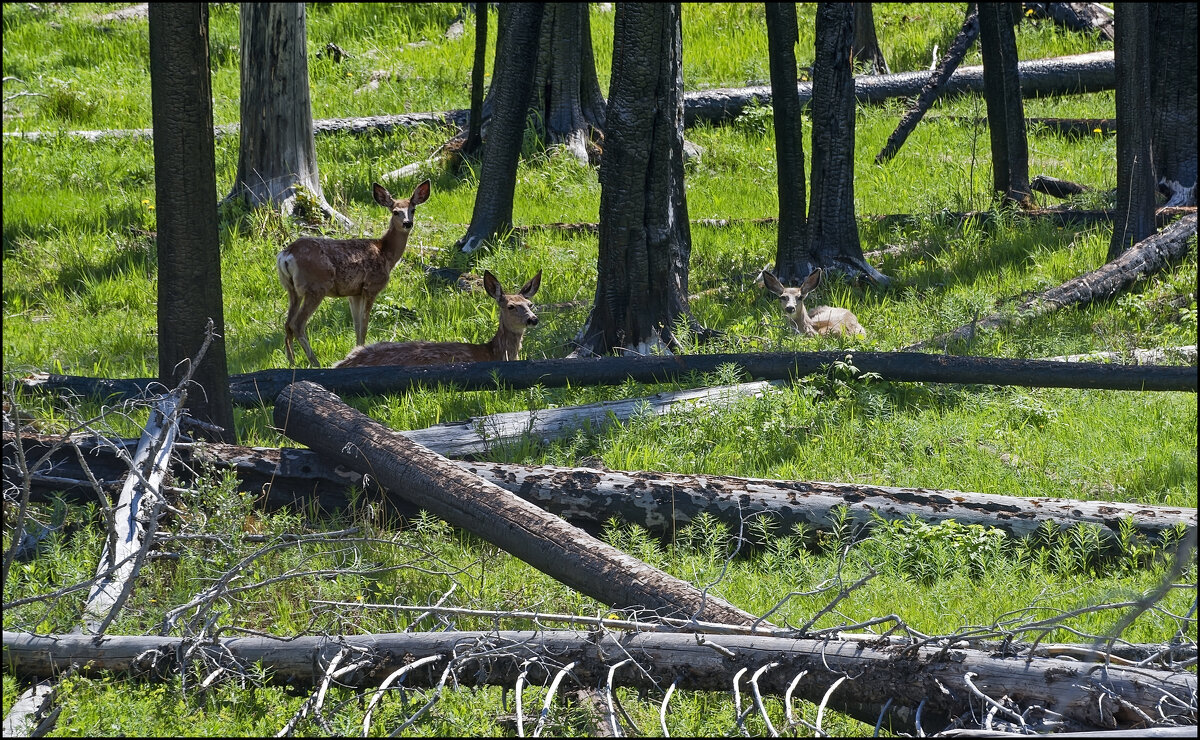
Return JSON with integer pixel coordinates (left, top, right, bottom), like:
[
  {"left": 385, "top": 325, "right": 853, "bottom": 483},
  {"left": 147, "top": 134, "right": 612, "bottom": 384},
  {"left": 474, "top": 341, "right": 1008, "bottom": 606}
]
[{"left": 3, "top": 3, "right": 1196, "bottom": 737}]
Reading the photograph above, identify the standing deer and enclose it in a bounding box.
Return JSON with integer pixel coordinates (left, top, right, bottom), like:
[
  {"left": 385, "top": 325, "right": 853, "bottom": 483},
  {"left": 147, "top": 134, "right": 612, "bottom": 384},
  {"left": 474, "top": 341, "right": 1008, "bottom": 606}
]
[
  {"left": 333, "top": 269, "right": 542, "bottom": 367},
  {"left": 276, "top": 179, "right": 431, "bottom": 366},
  {"left": 762, "top": 269, "right": 866, "bottom": 337}
]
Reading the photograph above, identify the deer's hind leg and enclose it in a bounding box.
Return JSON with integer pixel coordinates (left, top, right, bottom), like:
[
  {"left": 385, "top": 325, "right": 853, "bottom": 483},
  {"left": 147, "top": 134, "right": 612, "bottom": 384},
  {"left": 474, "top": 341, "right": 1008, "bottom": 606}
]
[{"left": 289, "top": 291, "right": 327, "bottom": 367}]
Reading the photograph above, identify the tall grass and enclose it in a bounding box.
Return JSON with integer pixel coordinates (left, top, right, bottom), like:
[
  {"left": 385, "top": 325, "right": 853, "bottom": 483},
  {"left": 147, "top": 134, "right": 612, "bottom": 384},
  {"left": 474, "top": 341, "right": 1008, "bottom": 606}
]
[{"left": 3, "top": 4, "right": 1196, "bottom": 736}]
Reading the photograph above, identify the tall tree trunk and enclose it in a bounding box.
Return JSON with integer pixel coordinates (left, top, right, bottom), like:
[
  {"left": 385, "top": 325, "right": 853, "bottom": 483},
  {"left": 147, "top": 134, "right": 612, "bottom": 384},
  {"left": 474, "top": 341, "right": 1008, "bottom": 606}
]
[
  {"left": 1148, "top": 3, "right": 1197, "bottom": 207},
  {"left": 851, "top": 2, "right": 890, "bottom": 75},
  {"left": 463, "top": 1, "right": 488, "bottom": 155},
  {"left": 808, "top": 3, "right": 889, "bottom": 286},
  {"left": 574, "top": 3, "right": 707, "bottom": 357},
  {"left": 1108, "top": 2, "right": 1157, "bottom": 259},
  {"left": 148, "top": 4, "right": 235, "bottom": 443},
  {"left": 226, "top": 3, "right": 348, "bottom": 228},
  {"left": 529, "top": 3, "right": 607, "bottom": 165},
  {"left": 978, "top": 2, "right": 1033, "bottom": 206},
  {"left": 455, "top": 3, "right": 544, "bottom": 254},
  {"left": 766, "top": 2, "right": 809, "bottom": 285}
]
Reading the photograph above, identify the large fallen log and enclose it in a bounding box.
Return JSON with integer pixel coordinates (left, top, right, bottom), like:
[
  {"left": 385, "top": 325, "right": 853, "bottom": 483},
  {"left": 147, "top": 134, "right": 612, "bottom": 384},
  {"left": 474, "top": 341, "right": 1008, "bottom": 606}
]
[
  {"left": 20, "top": 348, "right": 1196, "bottom": 407},
  {"left": 3, "top": 53, "right": 1114, "bottom": 146},
  {"left": 1025, "top": 2, "right": 1116, "bottom": 42},
  {"left": 8, "top": 431, "right": 1193, "bottom": 546},
  {"left": 272, "top": 380, "right": 761, "bottom": 627},
  {"left": 907, "top": 212, "right": 1198, "bottom": 351},
  {"left": 5, "top": 629, "right": 1194, "bottom": 734}
]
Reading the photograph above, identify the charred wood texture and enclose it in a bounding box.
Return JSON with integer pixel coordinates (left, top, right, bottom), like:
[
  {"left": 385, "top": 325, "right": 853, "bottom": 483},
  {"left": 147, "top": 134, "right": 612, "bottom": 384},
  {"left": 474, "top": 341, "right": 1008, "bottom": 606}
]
[
  {"left": 909, "top": 213, "right": 1198, "bottom": 351},
  {"left": 272, "top": 380, "right": 762, "bottom": 626},
  {"left": 19, "top": 342, "right": 1198, "bottom": 406},
  {"left": 12, "top": 432, "right": 1193, "bottom": 545},
  {"left": 765, "top": 1, "right": 808, "bottom": 283},
  {"left": 5, "top": 629, "right": 1194, "bottom": 734},
  {"left": 1030, "top": 173, "right": 1091, "bottom": 198},
  {"left": 851, "top": 3, "right": 889, "bottom": 75},
  {"left": 979, "top": 2, "right": 1032, "bottom": 205},
  {"left": 1023, "top": 2, "right": 1115, "bottom": 42},
  {"left": 1109, "top": 2, "right": 1157, "bottom": 259},
  {"left": 1148, "top": 3, "right": 1197, "bottom": 207}
]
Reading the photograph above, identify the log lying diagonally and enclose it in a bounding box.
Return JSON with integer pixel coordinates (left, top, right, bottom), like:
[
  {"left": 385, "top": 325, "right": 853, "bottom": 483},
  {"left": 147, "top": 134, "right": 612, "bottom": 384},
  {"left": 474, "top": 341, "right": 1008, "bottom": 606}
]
[
  {"left": 4, "top": 629, "right": 1195, "bottom": 734},
  {"left": 907, "top": 213, "right": 1198, "bottom": 351},
  {"left": 8, "top": 430, "right": 1193, "bottom": 548},
  {"left": 272, "top": 380, "right": 762, "bottom": 627}
]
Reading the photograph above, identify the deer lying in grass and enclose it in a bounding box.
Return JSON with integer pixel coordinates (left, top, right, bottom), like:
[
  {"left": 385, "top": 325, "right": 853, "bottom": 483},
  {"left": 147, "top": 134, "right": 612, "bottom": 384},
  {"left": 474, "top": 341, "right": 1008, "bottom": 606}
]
[
  {"left": 333, "top": 269, "right": 542, "bottom": 367},
  {"left": 276, "top": 179, "right": 431, "bottom": 366},
  {"left": 762, "top": 268, "right": 866, "bottom": 337}
]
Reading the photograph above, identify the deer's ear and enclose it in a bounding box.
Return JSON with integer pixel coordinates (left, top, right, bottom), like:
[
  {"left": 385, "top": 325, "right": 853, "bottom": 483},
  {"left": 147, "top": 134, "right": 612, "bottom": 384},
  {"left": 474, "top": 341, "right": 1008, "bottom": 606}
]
[
  {"left": 372, "top": 183, "right": 394, "bottom": 207},
  {"left": 762, "top": 270, "right": 784, "bottom": 295},
  {"left": 411, "top": 179, "right": 431, "bottom": 206},
  {"left": 520, "top": 270, "right": 542, "bottom": 298},
  {"left": 483, "top": 270, "right": 504, "bottom": 300},
  {"left": 800, "top": 269, "right": 822, "bottom": 293}
]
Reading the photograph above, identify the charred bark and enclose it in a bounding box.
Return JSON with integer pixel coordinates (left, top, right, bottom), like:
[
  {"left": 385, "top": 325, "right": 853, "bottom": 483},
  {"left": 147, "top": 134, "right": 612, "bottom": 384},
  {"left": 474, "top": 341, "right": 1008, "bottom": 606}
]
[
  {"left": 1108, "top": 2, "right": 1157, "bottom": 259},
  {"left": 909, "top": 213, "right": 1198, "bottom": 351},
  {"left": 851, "top": 2, "right": 889, "bottom": 75},
  {"left": 273, "top": 380, "right": 763, "bottom": 626},
  {"left": 462, "top": 0, "right": 487, "bottom": 155},
  {"left": 225, "top": 3, "right": 348, "bottom": 228},
  {"left": 574, "top": 2, "right": 705, "bottom": 357},
  {"left": 6, "top": 629, "right": 1194, "bottom": 734},
  {"left": 765, "top": 2, "right": 808, "bottom": 283},
  {"left": 528, "top": 3, "right": 606, "bottom": 165},
  {"left": 1030, "top": 173, "right": 1091, "bottom": 198},
  {"left": 1023, "top": 2, "right": 1115, "bottom": 42},
  {"left": 1148, "top": 3, "right": 1197, "bottom": 208},
  {"left": 19, "top": 344, "right": 1196, "bottom": 410},
  {"left": 808, "top": 3, "right": 888, "bottom": 286},
  {"left": 875, "top": 4, "right": 979, "bottom": 164},
  {"left": 979, "top": 2, "right": 1033, "bottom": 206},
  {"left": 455, "top": 3, "right": 544, "bottom": 254},
  {"left": 147, "top": 4, "right": 235, "bottom": 442}
]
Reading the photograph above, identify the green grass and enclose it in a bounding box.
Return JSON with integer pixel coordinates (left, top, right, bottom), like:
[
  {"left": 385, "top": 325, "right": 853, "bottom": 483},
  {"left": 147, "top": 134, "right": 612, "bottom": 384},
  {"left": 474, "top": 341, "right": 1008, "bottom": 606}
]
[{"left": 3, "top": 3, "right": 1196, "bottom": 737}]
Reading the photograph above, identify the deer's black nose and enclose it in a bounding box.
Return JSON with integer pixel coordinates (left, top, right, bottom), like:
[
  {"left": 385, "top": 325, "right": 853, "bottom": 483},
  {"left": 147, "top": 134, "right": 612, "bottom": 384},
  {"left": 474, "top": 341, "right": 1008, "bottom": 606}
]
[
  {"left": 403, "top": 220, "right": 413, "bottom": 229},
  {"left": 784, "top": 305, "right": 795, "bottom": 313},
  {"left": 528, "top": 316, "right": 539, "bottom": 326}
]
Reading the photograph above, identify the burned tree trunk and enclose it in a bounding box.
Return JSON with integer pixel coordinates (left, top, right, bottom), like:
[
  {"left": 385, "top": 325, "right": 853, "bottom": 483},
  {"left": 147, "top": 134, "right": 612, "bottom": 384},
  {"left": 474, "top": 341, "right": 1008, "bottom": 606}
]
[
  {"left": 273, "top": 380, "right": 762, "bottom": 626},
  {"left": 1148, "top": 3, "right": 1197, "bottom": 208},
  {"left": 978, "top": 2, "right": 1032, "bottom": 206},
  {"left": 765, "top": 1, "right": 808, "bottom": 284},
  {"left": 851, "top": 2, "right": 889, "bottom": 75},
  {"left": 1109, "top": 2, "right": 1157, "bottom": 259},
  {"left": 225, "top": 3, "right": 348, "bottom": 227},
  {"left": 462, "top": 0, "right": 488, "bottom": 155},
  {"left": 528, "top": 3, "right": 607, "bottom": 165}
]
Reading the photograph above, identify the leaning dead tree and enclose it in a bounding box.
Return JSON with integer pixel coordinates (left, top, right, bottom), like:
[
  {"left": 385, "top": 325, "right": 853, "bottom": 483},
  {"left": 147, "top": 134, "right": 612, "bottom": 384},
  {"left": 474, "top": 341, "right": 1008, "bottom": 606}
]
[
  {"left": 6, "top": 628, "right": 1195, "bottom": 735},
  {"left": 875, "top": 3, "right": 979, "bottom": 164},
  {"left": 908, "top": 212, "right": 1197, "bottom": 351}
]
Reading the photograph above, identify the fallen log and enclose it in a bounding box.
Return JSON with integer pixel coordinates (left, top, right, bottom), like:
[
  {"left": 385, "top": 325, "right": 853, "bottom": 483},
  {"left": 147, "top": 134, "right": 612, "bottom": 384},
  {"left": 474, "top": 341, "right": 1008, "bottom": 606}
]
[
  {"left": 922, "top": 115, "right": 1116, "bottom": 137},
  {"left": 1024, "top": 2, "right": 1116, "bottom": 42},
  {"left": 5, "top": 629, "right": 1194, "bottom": 734},
  {"left": 3, "top": 53, "right": 1114, "bottom": 146},
  {"left": 1031, "top": 173, "right": 1093, "bottom": 198},
  {"left": 907, "top": 212, "right": 1197, "bottom": 351},
  {"left": 8, "top": 432, "right": 1194, "bottom": 546},
  {"left": 272, "top": 380, "right": 763, "bottom": 627},
  {"left": 20, "top": 346, "right": 1196, "bottom": 407}
]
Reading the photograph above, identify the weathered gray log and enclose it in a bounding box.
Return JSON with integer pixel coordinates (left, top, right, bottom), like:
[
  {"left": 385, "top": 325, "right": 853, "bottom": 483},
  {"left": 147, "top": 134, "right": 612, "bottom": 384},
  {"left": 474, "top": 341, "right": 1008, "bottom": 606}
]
[
  {"left": 684, "top": 51, "right": 1114, "bottom": 127},
  {"left": 19, "top": 344, "right": 1197, "bottom": 407},
  {"left": 3, "top": 52, "right": 1114, "bottom": 145},
  {"left": 5, "top": 629, "right": 1195, "bottom": 734},
  {"left": 9, "top": 432, "right": 1194, "bottom": 547},
  {"left": 272, "top": 380, "right": 763, "bottom": 626},
  {"left": 1, "top": 680, "right": 57, "bottom": 738},
  {"left": 82, "top": 393, "right": 180, "bottom": 635},
  {"left": 908, "top": 213, "right": 1197, "bottom": 351},
  {"left": 400, "top": 381, "right": 779, "bottom": 458},
  {"left": 1045, "top": 345, "right": 1197, "bottom": 365}
]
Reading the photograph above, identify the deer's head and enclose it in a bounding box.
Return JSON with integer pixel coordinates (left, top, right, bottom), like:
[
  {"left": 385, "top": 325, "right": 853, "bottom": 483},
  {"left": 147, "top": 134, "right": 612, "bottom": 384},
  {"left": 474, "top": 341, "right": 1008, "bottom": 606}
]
[
  {"left": 485, "top": 269, "right": 541, "bottom": 335},
  {"left": 373, "top": 179, "right": 431, "bottom": 233}
]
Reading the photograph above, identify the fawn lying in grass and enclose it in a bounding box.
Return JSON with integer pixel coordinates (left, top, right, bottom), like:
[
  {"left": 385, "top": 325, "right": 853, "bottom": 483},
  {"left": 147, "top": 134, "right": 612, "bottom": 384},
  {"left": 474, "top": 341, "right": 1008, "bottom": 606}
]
[
  {"left": 333, "top": 270, "right": 542, "bottom": 367},
  {"left": 762, "top": 268, "right": 866, "bottom": 337},
  {"left": 277, "top": 180, "right": 431, "bottom": 366}
]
